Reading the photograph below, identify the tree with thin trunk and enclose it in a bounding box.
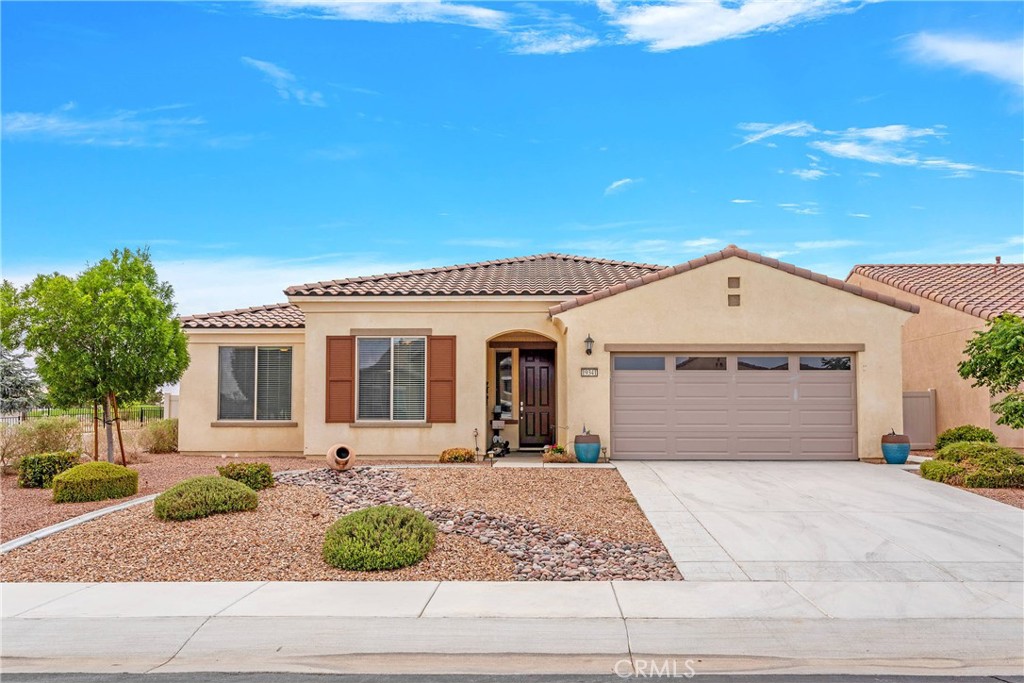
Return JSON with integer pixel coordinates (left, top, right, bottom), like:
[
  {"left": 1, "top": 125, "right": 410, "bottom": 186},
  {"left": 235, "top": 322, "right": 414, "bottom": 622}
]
[
  {"left": 958, "top": 313, "right": 1024, "bottom": 431},
  {"left": 15, "top": 249, "right": 190, "bottom": 462},
  {"left": 0, "top": 347, "right": 43, "bottom": 416}
]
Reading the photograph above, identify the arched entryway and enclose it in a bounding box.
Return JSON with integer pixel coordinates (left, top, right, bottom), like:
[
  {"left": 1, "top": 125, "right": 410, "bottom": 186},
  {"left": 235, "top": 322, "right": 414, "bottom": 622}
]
[{"left": 486, "top": 331, "right": 558, "bottom": 451}]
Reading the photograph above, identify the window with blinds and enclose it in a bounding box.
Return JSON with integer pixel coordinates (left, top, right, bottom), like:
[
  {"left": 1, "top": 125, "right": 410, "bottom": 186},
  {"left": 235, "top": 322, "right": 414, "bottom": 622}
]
[
  {"left": 357, "top": 336, "right": 426, "bottom": 421},
  {"left": 217, "top": 346, "right": 292, "bottom": 420}
]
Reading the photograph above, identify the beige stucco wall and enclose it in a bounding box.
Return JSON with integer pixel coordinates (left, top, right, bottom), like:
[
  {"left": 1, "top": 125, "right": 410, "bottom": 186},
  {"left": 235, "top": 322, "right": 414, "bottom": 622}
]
[
  {"left": 179, "top": 330, "right": 306, "bottom": 454},
  {"left": 557, "top": 257, "right": 914, "bottom": 461},
  {"left": 299, "top": 299, "right": 567, "bottom": 457},
  {"left": 847, "top": 274, "right": 1023, "bottom": 448}
]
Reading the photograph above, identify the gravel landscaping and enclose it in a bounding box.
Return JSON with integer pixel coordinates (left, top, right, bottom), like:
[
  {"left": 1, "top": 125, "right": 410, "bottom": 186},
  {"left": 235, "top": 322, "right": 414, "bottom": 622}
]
[
  {"left": 0, "top": 454, "right": 313, "bottom": 542},
  {"left": 0, "top": 466, "right": 681, "bottom": 582}
]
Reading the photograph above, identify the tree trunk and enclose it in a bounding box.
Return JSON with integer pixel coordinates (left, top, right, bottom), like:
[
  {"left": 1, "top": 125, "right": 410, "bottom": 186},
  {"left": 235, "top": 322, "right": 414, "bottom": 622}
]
[
  {"left": 93, "top": 402, "right": 99, "bottom": 461},
  {"left": 102, "top": 395, "right": 114, "bottom": 463},
  {"left": 112, "top": 393, "right": 127, "bottom": 466}
]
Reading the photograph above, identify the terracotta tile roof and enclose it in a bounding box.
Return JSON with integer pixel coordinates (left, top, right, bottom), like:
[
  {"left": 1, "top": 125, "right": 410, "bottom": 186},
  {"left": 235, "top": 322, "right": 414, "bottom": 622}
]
[
  {"left": 549, "top": 245, "right": 921, "bottom": 316},
  {"left": 849, "top": 263, "right": 1024, "bottom": 320},
  {"left": 180, "top": 303, "right": 305, "bottom": 329},
  {"left": 284, "top": 253, "right": 664, "bottom": 297}
]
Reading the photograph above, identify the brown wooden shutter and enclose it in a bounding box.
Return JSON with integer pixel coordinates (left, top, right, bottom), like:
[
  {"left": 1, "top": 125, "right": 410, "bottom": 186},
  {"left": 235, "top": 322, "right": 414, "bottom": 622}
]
[
  {"left": 325, "top": 336, "right": 355, "bottom": 423},
  {"left": 427, "top": 335, "right": 456, "bottom": 423}
]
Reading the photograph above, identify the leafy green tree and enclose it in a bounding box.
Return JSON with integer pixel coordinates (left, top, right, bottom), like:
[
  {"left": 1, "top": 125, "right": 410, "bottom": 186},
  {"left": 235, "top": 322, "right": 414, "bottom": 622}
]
[
  {"left": 958, "top": 313, "right": 1024, "bottom": 430},
  {"left": 0, "top": 347, "right": 43, "bottom": 414},
  {"left": 1, "top": 279, "right": 26, "bottom": 351},
  {"left": 19, "top": 248, "right": 190, "bottom": 462}
]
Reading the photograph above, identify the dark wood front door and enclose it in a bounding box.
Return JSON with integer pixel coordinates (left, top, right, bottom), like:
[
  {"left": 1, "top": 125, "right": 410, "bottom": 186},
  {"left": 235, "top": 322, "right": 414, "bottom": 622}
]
[{"left": 519, "top": 350, "right": 555, "bottom": 447}]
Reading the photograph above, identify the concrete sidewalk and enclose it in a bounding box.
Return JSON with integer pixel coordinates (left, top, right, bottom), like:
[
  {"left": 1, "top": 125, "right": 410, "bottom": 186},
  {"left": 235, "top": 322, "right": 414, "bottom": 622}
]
[{"left": 3, "top": 581, "right": 1022, "bottom": 677}]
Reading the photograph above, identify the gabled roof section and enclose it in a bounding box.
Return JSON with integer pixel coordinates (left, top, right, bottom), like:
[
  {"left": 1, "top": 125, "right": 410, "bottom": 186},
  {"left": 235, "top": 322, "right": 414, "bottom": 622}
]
[
  {"left": 549, "top": 245, "right": 920, "bottom": 316},
  {"left": 180, "top": 303, "right": 305, "bottom": 329},
  {"left": 849, "top": 263, "right": 1024, "bottom": 320},
  {"left": 284, "top": 253, "right": 664, "bottom": 297}
]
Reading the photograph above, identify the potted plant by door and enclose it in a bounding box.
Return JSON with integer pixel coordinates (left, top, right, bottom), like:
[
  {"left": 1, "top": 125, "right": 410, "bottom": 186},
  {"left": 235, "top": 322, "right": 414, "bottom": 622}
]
[
  {"left": 881, "top": 429, "right": 911, "bottom": 465},
  {"left": 574, "top": 426, "right": 601, "bottom": 464}
]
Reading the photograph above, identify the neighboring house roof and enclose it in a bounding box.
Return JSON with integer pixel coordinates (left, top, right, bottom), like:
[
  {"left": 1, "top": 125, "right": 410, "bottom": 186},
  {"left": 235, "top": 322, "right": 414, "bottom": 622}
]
[
  {"left": 549, "top": 245, "right": 920, "bottom": 316},
  {"left": 849, "top": 263, "right": 1024, "bottom": 320},
  {"left": 180, "top": 303, "right": 305, "bottom": 329},
  {"left": 284, "top": 253, "right": 664, "bottom": 297}
]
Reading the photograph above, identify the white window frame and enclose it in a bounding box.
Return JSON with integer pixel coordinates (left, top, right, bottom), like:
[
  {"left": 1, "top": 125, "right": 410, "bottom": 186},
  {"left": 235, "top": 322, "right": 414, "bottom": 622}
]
[
  {"left": 355, "top": 336, "right": 427, "bottom": 423},
  {"left": 217, "top": 345, "right": 293, "bottom": 421}
]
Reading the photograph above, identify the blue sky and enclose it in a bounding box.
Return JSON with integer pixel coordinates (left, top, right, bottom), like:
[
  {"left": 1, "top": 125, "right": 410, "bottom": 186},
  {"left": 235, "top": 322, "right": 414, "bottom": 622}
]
[{"left": 2, "top": 0, "right": 1022, "bottom": 315}]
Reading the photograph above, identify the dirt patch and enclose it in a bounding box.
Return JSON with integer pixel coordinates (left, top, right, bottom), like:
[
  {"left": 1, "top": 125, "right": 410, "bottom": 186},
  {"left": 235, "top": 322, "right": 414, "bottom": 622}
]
[
  {"left": 0, "top": 484, "right": 515, "bottom": 582},
  {"left": 400, "top": 467, "right": 659, "bottom": 545},
  {"left": 0, "top": 454, "right": 313, "bottom": 543},
  {"left": 958, "top": 486, "right": 1024, "bottom": 509}
]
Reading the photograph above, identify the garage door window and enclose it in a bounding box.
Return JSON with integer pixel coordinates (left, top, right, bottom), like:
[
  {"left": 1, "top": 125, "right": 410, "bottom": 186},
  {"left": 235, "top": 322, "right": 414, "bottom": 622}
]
[
  {"left": 675, "top": 356, "right": 727, "bottom": 370},
  {"left": 800, "top": 356, "right": 852, "bottom": 371},
  {"left": 737, "top": 356, "right": 789, "bottom": 371},
  {"left": 614, "top": 356, "right": 666, "bottom": 371}
]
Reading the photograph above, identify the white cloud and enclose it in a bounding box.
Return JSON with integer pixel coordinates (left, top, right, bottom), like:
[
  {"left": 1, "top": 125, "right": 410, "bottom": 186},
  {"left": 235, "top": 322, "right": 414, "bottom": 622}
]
[
  {"left": 730, "top": 199, "right": 755, "bottom": 204},
  {"left": 847, "top": 213, "right": 871, "bottom": 219},
  {"left": 681, "top": 237, "right": 721, "bottom": 249},
  {"left": 763, "top": 250, "right": 797, "bottom": 259},
  {"left": 792, "top": 168, "right": 827, "bottom": 181},
  {"left": 739, "top": 120, "right": 1023, "bottom": 178},
  {"left": 735, "top": 121, "right": 817, "bottom": 147},
  {"left": 1, "top": 103, "right": 204, "bottom": 147},
  {"left": 604, "top": 0, "right": 860, "bottom": 51},
  {"left": 604, "top": 177, "right": 639, "bottom": 195},
  {"left": 511, "top": 31, "right": 599, "bottom": 55},
  {"left": 260, "top": 0, "right": 508, "bottom": 29},
  {"left": 559, "top": 236, "right": 725, "bottom": 264},
  {"left": 241, "top": 57, "right": 325, "bottom": 107},
  {"left": 443, "top": 238, "right": 529, "bottom": 249},
  {"left": 778, "top": 202, "right": 821, "bottom": 216},
  {"left": 794, "top": 239, "right": 862, "bottom": 249},
  {"left": 906, "top": 32, "right": 1024, "bottom": 89}
]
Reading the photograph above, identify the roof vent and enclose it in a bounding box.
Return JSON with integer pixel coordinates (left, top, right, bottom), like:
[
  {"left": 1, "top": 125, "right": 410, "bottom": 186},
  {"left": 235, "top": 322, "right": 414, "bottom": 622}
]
[{"left": 994, "top": 255, "right": 1002, "bottom": 273}]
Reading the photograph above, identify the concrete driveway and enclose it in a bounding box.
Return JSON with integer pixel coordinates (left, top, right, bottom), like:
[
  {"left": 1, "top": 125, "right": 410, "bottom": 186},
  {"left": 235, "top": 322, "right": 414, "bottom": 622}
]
[{"left": 616, "top": 461, "right": 1024, "bottom": 583}]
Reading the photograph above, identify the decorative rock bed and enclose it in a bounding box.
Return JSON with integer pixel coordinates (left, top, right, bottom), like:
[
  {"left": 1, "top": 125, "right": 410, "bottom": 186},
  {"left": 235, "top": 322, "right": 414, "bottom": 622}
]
[{"left": 276, "top": 467, "right": 681, "bottom": 581}]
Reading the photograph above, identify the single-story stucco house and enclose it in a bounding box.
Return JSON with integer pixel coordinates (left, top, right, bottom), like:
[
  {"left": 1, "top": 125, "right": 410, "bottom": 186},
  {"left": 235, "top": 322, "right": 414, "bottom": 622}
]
[
  {"left": 178, "top": 245, "right": 920, "bottom": 461},
  {"left": 848, "top": 261, "right": 1024, "bottom": 449}
]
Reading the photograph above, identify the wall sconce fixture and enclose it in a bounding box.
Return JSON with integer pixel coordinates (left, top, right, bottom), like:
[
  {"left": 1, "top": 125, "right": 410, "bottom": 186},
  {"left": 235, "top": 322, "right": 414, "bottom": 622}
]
[{"left": 584, "top": 334, "right": 595, "bottom": 355}]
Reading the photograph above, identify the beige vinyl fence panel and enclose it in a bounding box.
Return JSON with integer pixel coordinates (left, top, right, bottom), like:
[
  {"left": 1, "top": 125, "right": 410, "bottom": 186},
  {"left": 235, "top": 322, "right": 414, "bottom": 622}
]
[
  {"left": 611, "top": 353, "right": 857, "bottom": 460},
  {"left": 902, "top": 390, "right": 937, "bottom": 450}
]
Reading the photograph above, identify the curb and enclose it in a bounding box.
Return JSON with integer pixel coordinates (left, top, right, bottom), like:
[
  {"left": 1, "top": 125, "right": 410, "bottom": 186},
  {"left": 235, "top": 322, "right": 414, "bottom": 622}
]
[{"left": 0, "top": 494, "right": 158, "bottom": 555}]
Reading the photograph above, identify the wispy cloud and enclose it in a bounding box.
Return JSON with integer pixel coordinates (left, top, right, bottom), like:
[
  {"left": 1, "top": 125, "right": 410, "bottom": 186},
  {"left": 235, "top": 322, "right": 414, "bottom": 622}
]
[
  {"left": 241, "top": 57, "right": 325, "bottom": 107},
  {"left": 906, "top": 32, "right": 1024, "bottom": 90},
  {"left": 558, "top": 237, "right": 725, "bottom": 264},
  {"left": 847, "top": 212, "right": 871, "bottom": 219},
  {"left": 511, "top": 31, "right": 599, "bottom": 55},
  {"left": 1, "top": 102, "right": 205, "bottom": 147},
  {"left": 778, "top": 202, "right": 822, "bottom": 216},
  {"left": 259, "top": 0, "right": 508, "bottom": 30},
  {"left": 795, "top": 239, "right": 862, "bottom": 249},
  {"left": 443, "top": 238, "right": 530, "bottom": 250},
  {"left": 604, "top": 0, "right": 861, "bottom": 52},
  {"left": 730, "top": 199, "right": 755, "bottom": 204},
  {"left": 308, "top": 144, "right": 361, "bottom": 161},
  {"left": 735, "top": 121, "right": 817, "bottom": 147},
  {"left": 737, "top": 120, "right": 1023, "bottom": 178},
  {"left": 604, "top": 177, "right": 640, "bottom": 195}
]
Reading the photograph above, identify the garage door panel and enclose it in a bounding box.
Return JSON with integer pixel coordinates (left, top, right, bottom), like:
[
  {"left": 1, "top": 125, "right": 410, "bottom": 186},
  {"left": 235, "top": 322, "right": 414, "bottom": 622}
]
[
  {"left": 611, "top": 352, "right": 857, "bottom": 461},
  {"left": 672, "top": 408, "right": 730, "bottom": 425}
]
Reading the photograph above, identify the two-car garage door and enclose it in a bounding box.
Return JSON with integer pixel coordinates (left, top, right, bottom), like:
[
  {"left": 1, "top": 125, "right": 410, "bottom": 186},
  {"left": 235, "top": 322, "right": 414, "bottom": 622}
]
[{"left": 611, "top": 353, "right": 856, "bottom": 460}]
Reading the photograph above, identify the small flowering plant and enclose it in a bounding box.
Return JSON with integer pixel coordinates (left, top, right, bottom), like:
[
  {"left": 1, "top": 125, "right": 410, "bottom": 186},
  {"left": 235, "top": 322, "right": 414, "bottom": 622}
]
[
  {"left": 545, "top": 444, "right": 567, "bottom": 454},
  {"left": 542, "top": 443, "right": 575, "bottom": 463}
]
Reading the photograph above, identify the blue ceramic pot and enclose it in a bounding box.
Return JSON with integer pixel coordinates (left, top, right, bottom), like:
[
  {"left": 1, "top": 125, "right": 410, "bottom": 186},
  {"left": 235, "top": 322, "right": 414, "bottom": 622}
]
[
  {"left": 881, "top": 441, "right": 910, "bottom": 465},
  {"left": 574, "top": 435, "right": 601, "bottom": 463}
]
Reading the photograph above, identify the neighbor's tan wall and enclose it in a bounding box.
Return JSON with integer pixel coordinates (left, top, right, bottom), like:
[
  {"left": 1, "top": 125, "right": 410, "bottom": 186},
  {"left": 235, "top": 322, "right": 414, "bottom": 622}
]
[
  {"left": 847, "top": 274, "right": 1022, "bottom": 448},
  {"left": 300, "top": 299, "right": 565, "bottom": 457},
  {"left": 178, "top": 330, "right": 306, "bottom": 454},
  {"left": 557, "top": 258, "right": 914, "bottom": 461}
]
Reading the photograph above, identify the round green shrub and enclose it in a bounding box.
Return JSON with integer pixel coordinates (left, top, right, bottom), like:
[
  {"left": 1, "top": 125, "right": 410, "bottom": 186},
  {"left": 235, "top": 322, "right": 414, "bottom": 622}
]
[
  {"left": 926, "top": 442, "right": 1024, "bottom": 488},
  {"left": 323, "top": 505, "right": 436, "bottom": 571},
  {"left": 936, "top": 441, "right": 1005, "bottom": 462},
  {"left": 154, "top": 476, "right": 258, "bottom": 521},
  {"left": 52, "top": 461, "right": 138, "bottom": 503},
  {"left": 935, "top": 425, "right": 997, "bottom": 450},
  {"left": 216, "top": 462, "right": 275, "bottom": 491},
  {"left": 920, "top": 459, "right": 964, "bottom": 485}
]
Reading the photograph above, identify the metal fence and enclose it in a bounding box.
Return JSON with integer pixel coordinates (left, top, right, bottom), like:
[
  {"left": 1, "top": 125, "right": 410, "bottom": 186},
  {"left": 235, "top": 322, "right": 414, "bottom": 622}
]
[{"left": 0, "top": 405, "right": 165, "bottom": 427}]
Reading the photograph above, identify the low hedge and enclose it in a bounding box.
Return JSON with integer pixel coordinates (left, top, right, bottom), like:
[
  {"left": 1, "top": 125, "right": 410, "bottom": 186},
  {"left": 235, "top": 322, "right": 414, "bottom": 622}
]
[
  {"left": 52, "top": 462, "right": 138, "bottom": 503},
  {"left": 217, "top": 462, "right": 275, "bottom": 491},
  {"left": 921, "top": 441, "right": 1024, "bottom": 488},
  {"left": 154, "top": 476, "right": 258, "bottom": 521},
  {"left": 439, "top": 447, "right": 475, "bottom": 463},
  {"left": 323, "top": 505, "right": 436, "bottom": 571},
  {"left": 18, "top": 451, "right": 81, "bottom": 488},
  {"left": 935, "top": 425, "right": 997, "bottom": 450}
]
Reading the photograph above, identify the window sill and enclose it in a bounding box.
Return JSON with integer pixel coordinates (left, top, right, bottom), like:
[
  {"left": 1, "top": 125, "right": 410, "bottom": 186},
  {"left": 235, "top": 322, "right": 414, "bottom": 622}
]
[
  {"left": 211, "top": 421, "right": 298, "bottom": 428},
  {"left": 351, "top": 422, "right": 433, "bottom": 429}
]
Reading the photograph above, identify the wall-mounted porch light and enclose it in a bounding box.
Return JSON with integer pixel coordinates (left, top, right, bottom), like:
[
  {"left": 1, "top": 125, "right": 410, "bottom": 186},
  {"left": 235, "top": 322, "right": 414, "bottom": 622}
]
[{"left": 584, "top": 334, "right": 595, "bottom": 355}]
